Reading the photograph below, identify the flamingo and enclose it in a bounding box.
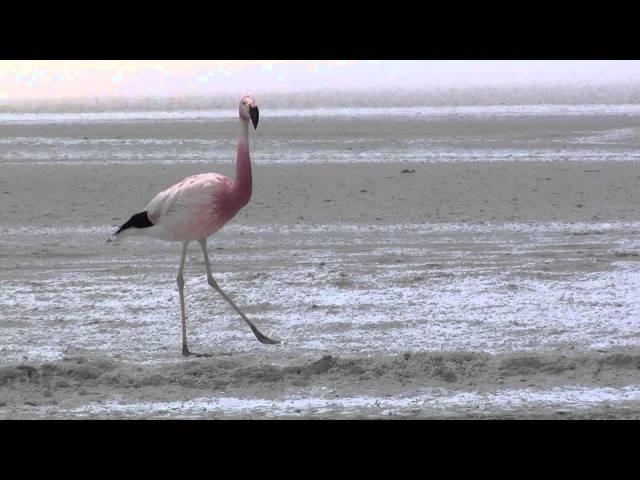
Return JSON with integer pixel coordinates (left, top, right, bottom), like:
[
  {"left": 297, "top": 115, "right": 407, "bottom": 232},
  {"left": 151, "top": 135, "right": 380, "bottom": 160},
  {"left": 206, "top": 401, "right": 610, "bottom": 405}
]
[{"left": 110, "top": 95, "right": 279, "bottom": 356}]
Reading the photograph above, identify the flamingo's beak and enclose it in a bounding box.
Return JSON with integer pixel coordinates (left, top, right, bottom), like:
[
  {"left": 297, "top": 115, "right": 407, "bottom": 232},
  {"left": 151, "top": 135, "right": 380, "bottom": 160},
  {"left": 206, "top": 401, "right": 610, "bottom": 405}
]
[{"left": 250, "top": 106, "right": 259, "bottom": 129}]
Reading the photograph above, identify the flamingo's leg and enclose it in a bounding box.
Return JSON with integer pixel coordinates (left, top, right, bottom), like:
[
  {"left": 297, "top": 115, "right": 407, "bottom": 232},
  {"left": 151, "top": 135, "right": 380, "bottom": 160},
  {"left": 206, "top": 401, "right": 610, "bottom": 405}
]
[
  {"left": 198, "top": 239, "right": 279, "bottom": 345},
  {"left": 178, "top": 241, "right": 213, "bottom": 358},
  {"left": 177, "top": 242, "right": 191, "bottom": 356}
]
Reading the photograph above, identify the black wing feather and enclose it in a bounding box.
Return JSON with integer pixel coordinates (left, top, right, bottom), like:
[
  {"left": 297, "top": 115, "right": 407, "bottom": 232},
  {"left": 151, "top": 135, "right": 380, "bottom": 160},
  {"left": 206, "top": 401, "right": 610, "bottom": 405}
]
[{"left": 115, "top": 211, "right": 153, "bottom": 234}]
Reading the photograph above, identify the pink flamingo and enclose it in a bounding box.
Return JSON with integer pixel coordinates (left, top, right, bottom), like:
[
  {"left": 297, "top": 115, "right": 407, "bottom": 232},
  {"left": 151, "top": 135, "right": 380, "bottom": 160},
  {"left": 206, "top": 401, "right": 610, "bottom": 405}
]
[{"left": 111, "top": 95, "right": 279, "bottom": 356}]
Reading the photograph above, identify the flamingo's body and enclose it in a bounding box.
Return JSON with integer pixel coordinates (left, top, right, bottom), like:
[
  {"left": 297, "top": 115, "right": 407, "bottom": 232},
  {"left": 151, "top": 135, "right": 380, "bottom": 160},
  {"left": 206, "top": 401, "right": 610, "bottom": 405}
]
[
  {"left": 142, "top": 172, "right": 240, "bottom": 242},
  {"left": 112, "top": 96, "right": 278, "bottom": 356}
]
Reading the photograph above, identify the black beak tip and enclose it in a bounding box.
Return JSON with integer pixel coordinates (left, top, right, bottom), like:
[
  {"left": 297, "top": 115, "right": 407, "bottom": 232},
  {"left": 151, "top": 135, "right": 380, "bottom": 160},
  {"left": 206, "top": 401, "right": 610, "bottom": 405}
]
[{"left": 250, "top": 106, "right": 259, "bottom": 129}]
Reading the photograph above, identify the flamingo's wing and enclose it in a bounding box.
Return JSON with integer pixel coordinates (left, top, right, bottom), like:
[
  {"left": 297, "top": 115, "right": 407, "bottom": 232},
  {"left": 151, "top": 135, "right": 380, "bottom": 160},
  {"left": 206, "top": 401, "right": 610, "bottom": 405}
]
[{"left": 146, "top": 173, "right": 231, "bottom": 226}]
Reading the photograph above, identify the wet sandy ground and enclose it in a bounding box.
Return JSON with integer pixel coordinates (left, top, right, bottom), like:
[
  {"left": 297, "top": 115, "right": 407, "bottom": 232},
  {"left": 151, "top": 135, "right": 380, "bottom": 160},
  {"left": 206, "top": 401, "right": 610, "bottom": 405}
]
[
  {"left": 2, "top": 158, "right": 640, "bottom": 418},
  {"left": 2, "top": 108, "right": 640, "bottom": 419}
]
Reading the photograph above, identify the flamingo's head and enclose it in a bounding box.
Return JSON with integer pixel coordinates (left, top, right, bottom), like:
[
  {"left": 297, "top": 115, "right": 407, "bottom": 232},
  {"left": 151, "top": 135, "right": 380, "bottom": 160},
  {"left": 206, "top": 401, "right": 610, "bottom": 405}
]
[{"left": 239, "top": 95, "right": 259, "bottom": 129}]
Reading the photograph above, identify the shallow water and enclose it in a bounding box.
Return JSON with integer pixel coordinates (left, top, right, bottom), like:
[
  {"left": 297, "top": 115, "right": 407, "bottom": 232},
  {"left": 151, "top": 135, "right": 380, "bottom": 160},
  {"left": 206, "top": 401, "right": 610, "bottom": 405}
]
[
  {"left": 3, "top": 104, "right": 640, "bottom": 124},
  {"left": 2, "top": 106, "right": 640, "bottom": 166}
]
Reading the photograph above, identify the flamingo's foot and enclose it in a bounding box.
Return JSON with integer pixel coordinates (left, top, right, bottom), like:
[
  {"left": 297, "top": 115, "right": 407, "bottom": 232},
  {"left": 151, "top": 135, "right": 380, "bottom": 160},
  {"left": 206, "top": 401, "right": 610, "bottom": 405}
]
[
  {"left": 184, "top": 351, "right": 214, "bottom": 358},
  {"left": 182, "top": 346, "right": 213, "bottom": 358},
  {"left": 250, "top": 325, "right": 281, "bottom": 345}
]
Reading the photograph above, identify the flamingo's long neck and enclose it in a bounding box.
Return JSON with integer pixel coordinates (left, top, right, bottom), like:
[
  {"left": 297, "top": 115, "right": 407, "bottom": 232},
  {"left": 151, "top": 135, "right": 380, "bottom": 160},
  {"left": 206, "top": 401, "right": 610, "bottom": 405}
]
[{"left": 232, "top": 118, "right": 252, "bottom": 206}]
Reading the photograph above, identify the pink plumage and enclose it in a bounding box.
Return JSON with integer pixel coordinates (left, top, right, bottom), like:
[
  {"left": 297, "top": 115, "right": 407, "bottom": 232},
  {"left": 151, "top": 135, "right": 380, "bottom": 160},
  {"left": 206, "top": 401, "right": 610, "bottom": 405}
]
[
  {"left": 145, "top": 173, "right": 236, "bottom": 242},
  {"left": 112, "top": 95, "right": 278, "bottom": 356}
]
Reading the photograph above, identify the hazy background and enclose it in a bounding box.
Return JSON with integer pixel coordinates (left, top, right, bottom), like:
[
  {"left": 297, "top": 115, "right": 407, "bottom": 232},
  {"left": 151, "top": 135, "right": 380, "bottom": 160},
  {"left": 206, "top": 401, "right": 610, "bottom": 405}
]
[{"left": 1, "top": 60, "right": 640, "bottom": 111}]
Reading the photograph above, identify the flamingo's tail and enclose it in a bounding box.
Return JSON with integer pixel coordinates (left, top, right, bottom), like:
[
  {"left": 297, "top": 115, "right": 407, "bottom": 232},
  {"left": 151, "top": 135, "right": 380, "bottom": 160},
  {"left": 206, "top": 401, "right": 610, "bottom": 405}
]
[{"left": 107, "top": 211, "right": 153, "bottom": 243}]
